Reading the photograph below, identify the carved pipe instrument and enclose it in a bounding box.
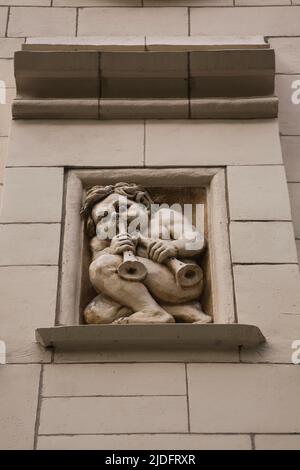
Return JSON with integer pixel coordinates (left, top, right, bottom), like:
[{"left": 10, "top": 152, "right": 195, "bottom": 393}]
[
  {"left": 139, "top": 235, "right": 203, "bottom": 288},
  {"left": 117, "top": 218, "right": 147, "bottom": 282}
]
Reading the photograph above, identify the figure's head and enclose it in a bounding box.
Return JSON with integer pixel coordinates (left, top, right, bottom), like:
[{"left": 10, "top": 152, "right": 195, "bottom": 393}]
[{"left": 81, "top": 182, "right": 153, "bottom": 238}]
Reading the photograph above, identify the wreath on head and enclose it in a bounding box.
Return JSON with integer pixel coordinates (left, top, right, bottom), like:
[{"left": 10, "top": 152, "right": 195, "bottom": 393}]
[{"left": 80, "top": 182, "right": 154, "bottom": 237}]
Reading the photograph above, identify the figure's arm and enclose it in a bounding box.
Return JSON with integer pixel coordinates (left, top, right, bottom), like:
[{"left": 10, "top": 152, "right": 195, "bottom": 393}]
[{"left": 143, "top": 209, "right": 205, "bottom": 263}]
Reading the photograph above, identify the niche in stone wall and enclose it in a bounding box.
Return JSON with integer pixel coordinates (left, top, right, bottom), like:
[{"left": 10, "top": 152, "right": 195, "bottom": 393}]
[{"left": 36, "top": 167, "right": 265, "bottom": 351}]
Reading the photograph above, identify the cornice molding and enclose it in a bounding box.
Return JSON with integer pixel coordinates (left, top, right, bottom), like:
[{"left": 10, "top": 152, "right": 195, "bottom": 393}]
[{"left": 13, "top": 36, "right": 277, "bottom": 120}]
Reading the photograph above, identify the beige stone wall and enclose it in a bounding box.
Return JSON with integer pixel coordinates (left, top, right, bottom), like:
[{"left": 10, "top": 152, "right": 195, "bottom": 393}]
[{"left": 1, "top": 1, "right": 300, "bottom": 451}]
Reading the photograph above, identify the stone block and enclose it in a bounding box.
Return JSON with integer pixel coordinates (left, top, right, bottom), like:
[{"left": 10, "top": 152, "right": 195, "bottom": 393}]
[
  {"left": 0, "top": 59, "right": 15, "bottom": 87},
  {"left": 0, "top": 365, "right": 40, "bottom": 449},
  {"left": 54, "top": 0, "right": 140, "bottom": 4},
  {"left": 188, "top": 364, "right": 300, "bottom": 432},
  {"left": 0, "top": 7, "right": 7, "bottom": 37},
  {"left": 0, "top": 223, "right": 61, "bottom": 265},
  {"left": 43, "top": 363, "right": 186, "bottom": 396},
  {"left": 37, "top": 433, "right": 251, "bottom": 450},
  {"left": 0, "top": 136, "right": 8, "bottom": 184},
  {"left": 281, "top": 136, "right": 300, "bottom": 182},
  {"left": 276, "top": 75, "right": 300, "bottom": 135},
  {"left": 191, "top": 7, "right": 300, "bottom": 36},
  {"left": 255, "top": 435, "right": 300, "bottom": 450},
  {"left": 39, "top": 396, "right": 188, "bottom": 434},
  {"left": 0, "top": 167, "right": 64, "bottom": 223},
  {"left": 101, "top": 52, "right": 188, "bottom": 98},
  {"left": 230, "top": 221, "right": 297, "bottom": 263},
  {"left": 227, "top": 166, "right": 291, "bottom": 221},
  {"left": 0, "top": 266, "right": 57, "bottom": 362},
  {"left": 15, "top": 51, "right": 99, "bottom": 98},
  {"left": 234, "top": 265, "right": 300, "bottom": 363},
  {"left": 288, "top": 183, "right": 300, "bottom": 238},
  {"left": 8, "top": 120, "right": 144, "bottom": 167},
  {"left": 269, "top": 38, "right": 300, "bottom": 74},
  {"left": 190, "top": 49, "right": 274, "bottom": 98},
  {"left": 145, "top": 120, "right": 282, "bottom": 166},
  {"left": 8, "top": 7, "right": 76, "bottom": 37},
  {"left": 0, "top": 38, "right": 23, "bottom": 58},
  {"left": 78, "top": 8, "right": 188, "bottom": 36},
  {"left": 0, "top": 88, "right": 15, "bottom": 137}
]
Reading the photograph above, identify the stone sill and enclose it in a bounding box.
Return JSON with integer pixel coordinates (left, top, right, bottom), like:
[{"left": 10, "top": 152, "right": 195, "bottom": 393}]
[{"left": 36, "top": 324, "right": 265, "bottom": 351}]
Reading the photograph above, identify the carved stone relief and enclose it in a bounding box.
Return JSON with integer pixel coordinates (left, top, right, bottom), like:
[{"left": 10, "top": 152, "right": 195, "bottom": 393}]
[{"left": 80, "top": 182, "right": 211, "bottom": 325}]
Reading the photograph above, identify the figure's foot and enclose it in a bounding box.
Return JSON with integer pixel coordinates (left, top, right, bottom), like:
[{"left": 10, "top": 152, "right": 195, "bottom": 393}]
[
  {"left": 162, "top": 301, "right": 212, "bottom": 324},
  {"left": 112, "top": 309, "right": 175, "bottom": 324}
]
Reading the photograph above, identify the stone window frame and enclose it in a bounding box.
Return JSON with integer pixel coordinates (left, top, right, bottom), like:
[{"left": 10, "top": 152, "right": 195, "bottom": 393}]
[{"left": 57, "top": 167, "right": 235, "bottom": 327}]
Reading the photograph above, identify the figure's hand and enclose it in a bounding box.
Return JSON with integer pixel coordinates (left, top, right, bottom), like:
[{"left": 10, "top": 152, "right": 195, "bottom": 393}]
[
  {"left": 146, "top": 239, "right": 178, "bottom": 264},
  {"left": 110, "top": 233, "right": 136, "bottom": 255}
]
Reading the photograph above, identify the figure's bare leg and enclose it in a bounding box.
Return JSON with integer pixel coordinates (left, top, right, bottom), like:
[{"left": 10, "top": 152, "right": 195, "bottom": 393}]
[
  {"left": 84, "top": 293, "right": 132, "bottom": 324},
  {"left": 89, "top": 254, "right": 174, "bottom": 324},
  {"left": 136, "top": 256, "right": 203, "bottom": 304}
]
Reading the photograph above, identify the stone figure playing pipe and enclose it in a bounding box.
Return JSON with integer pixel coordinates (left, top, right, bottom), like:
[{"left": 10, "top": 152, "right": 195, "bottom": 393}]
[{"left": 81, "top": 182, "right": 211, "bottom": 324}]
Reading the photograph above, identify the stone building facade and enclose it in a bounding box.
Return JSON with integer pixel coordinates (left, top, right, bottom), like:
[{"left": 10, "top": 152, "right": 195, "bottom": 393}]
[{"left": 0, "top": 0, "right": 300, "bottom": 451}]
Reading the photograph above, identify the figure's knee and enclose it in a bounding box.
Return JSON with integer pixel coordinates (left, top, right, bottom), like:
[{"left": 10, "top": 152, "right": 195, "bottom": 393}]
[
  {"left": 167, "top": 281, "right": 203, "bottom": 304},
  {"left": 89, "top": 254, "right": 121, "bottom": 284}
]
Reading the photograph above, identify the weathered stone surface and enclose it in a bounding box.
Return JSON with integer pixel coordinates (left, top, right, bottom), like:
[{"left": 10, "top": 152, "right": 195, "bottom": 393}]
[
  {"left": 24, "top": 36, "right": 146, "bottom": 52},
  {"left": 0, "top": 223, "right": 61, "bottom": 265},
  {"left": 100, "top": 99, "right": 189, "bottom": 119},
  {"left": 281, "top": 136, "right": 300, "bottom": 182},
  {"left": 8, "top": 7, "right": 76, "bottom": 37},
  {"left": 0, "top": 59, "right": 15, "bottom": 87},
  {"left": 54, "top": 0, "right": 140, "bottom": 5},
  {"left": 255, "top": 435, "right": 300, "bottom": 450},
  {"left": 0, "top": 365, "right": 40, "bottom": 450},
  {"left": 270, "top": 37, "right": 300, "bottom": 73},
  {"left": 146, "top": 35, "right": 268, "bottom": 51},
  {"left": 288, "top": 183, "right": 300, "bottom": 238},
  {"left": 0, "top": 88, "right": 15, "bottom": 137},
  {"left": 0, "top": 7, "right": 8, "bottom": 37},
  {"left": 78, "top": 8, "right": 188, "bottom": 36},
  {"left": 39, "top": 396, "right": 188, "bottom": 434},
  {"left": 191, "top": 7, "right": 300, "bottom": 36},
  {"left": 0, "top": 0, "right": 50, "bottom": 4},
  {"left": 8, "top": 120, "right": 144, "bottom": 167},
  {"left": 37, "top": 433, "right": 251, "bottom": 450},
  {"left": 146, "top": 120, "right": 282, "bottom": 166},
  {"left": 15, "top": 51, "right": 99, "bottom": 98},
  {"left": 237, "top": 0, "right": 289, "bottom": 4},
  {"left": 101, "top": 52, "right": 188, "bottom": 98},
  {"left": 227, "top": 166, "right": 291, "bottom": 221},
  {"left": 145, "top": 0, "right": 233, "bottom": 4},
  {"left": 0, "top": 137, "right": 8, "bottom": 184},
  {"left": 0, "top": 167, "right": 64, "bottom": 222},
  {"left": 0, "top": 266, "right": 57, "bottom": 362},
  {"left": 188, "top": 364, "right": 300, "bottom": 432},
  {"left": 276, "top": 75, "right": 300, "bottom": 135},
  {"left": 234, "top": 265, "right": 300, "bottom": 363},
  {"left": 54, "top": 348, "right": 239, "bottom": 363},
  {"left": 230, "top": 222, "right": 297, "bottom": 264},
  {"left": 43, "top": 363, "right": 186, "bottom": 396},
  {"left": 0, "top": 38, "right": 23, "bottom": 58}
]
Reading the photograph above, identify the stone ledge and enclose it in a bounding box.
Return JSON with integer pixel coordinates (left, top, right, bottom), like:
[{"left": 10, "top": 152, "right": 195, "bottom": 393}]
[
  {"left": 13, "top": 37, "right": 276, "bottom": 120},
  {"left": 36, "top": 324, "right": 265, "bottom": 351},
  {"left": 23, "top": 36, "right": 269, "bottom": 52}
]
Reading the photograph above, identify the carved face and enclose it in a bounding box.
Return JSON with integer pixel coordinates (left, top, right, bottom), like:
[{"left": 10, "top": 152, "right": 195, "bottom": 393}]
[{"left": 91, "top": 192, "right": 149, "bottom": 239}]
